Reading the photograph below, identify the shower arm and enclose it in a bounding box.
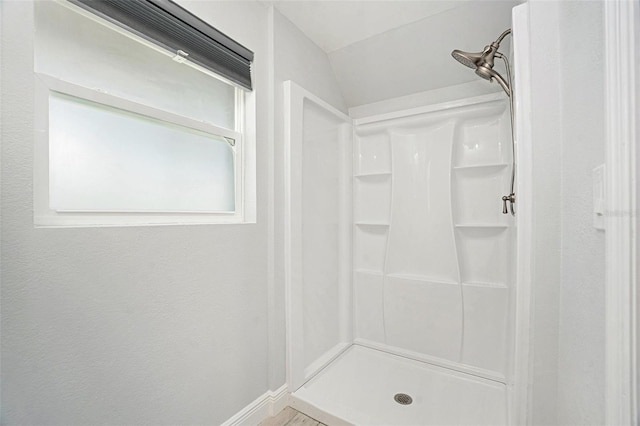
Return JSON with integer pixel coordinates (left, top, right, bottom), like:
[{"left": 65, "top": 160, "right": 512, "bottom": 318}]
[
  {"left": 496, "top": 51, "right": 516, "bottom": 216},
  {"left": 484, "top": 29, "right": 512, "bottom": 97},
  {"left": 495, "top": 29, "right": 511, "bottom": 45}
]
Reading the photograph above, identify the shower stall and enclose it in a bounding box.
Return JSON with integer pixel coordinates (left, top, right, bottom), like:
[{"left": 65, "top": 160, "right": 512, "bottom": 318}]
[{"left": 284, "top": 4, "right": 531, "bottom": 425}]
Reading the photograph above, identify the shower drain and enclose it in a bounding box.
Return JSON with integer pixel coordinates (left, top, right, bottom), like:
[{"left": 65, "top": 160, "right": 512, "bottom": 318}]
[{"left": 394, "top": 393, "right": 413, "bottom": 405}]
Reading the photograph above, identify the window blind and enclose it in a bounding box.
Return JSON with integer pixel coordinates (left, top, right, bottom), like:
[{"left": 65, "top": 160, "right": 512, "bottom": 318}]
[{"left": 68, "top": 0, "right": 254, "bottom": 90}]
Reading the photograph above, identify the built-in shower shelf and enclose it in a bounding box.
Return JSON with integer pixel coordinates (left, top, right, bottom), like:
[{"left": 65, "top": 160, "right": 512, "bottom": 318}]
[
  {"left": 453, "top": 163, "right": 509, "bottom": 171},
  {"left": 354, "top": 222, "right": 389, "bottom": 227},
  {"left": 354, "top": 172, "right": 392, "bottom": 179},
  {"left": 385, "top": 273, "right": 458, "bottom": 286},
  {"left": 462, "top": 281, "right": 508, "bottom": 289},
  {"left": 455, "top": 224, "right": 509, "bottom": 229}
]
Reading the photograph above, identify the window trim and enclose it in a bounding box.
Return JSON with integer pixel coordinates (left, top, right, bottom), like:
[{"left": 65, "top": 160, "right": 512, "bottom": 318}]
[
  {"left": 54, "top": 0, "right": 249, "bottom": 93},
  {"left": 34, "top": 73, "right": 251, "bottom": 227},
  {"left": 67, "top": 0, "right": 254, "bottom": 90}
]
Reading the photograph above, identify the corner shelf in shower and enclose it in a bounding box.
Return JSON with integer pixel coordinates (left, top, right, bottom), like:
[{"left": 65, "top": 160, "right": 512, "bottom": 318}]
[
  {"left": 354, "top": 172, "right": 392, "bottom": 179},
  {"left": 454, "top": 224, "right": 509, "bottom": 229},
  {"left": 462, "top": 281, "right": 508, "bottom": 289},
  {"left": 385, "top": 273, "right": 459, "bottom": 287},
  {"left": 354, "top": 173, "right": 392, "bottom": 225},
  {"left": 453, "top": 163, "right": 508, "bottom": 171},
  {"left": 455, "top": 225, "right": 511, "bottom": 285}
]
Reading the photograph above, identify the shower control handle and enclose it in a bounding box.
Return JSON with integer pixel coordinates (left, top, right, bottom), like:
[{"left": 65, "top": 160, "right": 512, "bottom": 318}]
[{"left": 502, "top": 194, "right": 515, "bottom": 215}]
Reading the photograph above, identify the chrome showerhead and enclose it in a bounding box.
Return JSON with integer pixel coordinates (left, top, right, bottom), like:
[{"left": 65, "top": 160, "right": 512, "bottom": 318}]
[{"left": 451, "top": 29, "right": 512, "bottom": 96}]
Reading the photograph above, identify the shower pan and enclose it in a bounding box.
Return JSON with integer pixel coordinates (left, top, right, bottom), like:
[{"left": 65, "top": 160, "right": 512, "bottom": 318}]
[{"left": 284, "top": 4, "right": 532, "bottom": 425}]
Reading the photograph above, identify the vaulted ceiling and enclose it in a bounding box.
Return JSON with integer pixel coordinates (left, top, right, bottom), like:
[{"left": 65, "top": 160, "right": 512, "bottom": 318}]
[
  {"left": 270, "top": 0, "right": 518, "bottom": 107},
  {"left": 270, "top": 1, "right": 466, "bottom": 53}
]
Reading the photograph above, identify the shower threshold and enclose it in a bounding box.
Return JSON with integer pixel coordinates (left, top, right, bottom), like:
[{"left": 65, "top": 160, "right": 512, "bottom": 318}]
[{"left": 289, "top": 345, "right": 507, "bottom": 425}]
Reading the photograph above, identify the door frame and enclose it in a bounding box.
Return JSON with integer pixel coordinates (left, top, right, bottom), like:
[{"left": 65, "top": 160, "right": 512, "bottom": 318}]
[{"left": 604, "top": 0, "right": 638, "bottom": 423}]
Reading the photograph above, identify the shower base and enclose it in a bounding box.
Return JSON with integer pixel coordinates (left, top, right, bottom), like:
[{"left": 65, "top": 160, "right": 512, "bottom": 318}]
[{"left": 289, "top": 345, "right": 507, "bottom": 425}]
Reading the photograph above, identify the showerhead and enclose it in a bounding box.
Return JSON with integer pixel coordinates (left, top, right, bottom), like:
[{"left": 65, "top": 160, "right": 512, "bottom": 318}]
[
  {"left": 451, "top": 29, "right": 512, "bottom": 96},
  {"left": 475, "top": 63, "right": 495, "bottom": 81},
  {"left": 451, "top": 49, "right": 482, "bottom": 69}
]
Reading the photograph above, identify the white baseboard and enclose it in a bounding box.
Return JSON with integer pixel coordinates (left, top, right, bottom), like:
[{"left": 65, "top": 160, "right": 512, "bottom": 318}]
[
  {"left": 270, "top": 385, "right": 290, "bottom": 417},
  {"left": 221, "top": 384, "right": 289, "bottom": 426}
]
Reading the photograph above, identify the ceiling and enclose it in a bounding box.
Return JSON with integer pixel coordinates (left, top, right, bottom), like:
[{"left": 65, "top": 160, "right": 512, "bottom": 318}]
[
  {"left": 267, "top": 0, "right": 519, "bottom": 108},
  {"left": 270, "top": 1, "right": 466, "bottom": 53}
]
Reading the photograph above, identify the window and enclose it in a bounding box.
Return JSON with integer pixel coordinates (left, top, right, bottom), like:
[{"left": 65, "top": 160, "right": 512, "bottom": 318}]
[{"left": 34, "top": 0, "right": 256, "bottom": 226}]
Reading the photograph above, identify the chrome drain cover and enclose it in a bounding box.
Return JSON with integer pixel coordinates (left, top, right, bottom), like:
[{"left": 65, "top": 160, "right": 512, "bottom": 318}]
[{"left": 394, "top": 393, "right": 413, "bottom": 405}]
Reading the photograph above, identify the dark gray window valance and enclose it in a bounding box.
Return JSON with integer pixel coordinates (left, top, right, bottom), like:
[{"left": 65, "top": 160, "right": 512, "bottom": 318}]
[{"left": 68, "top": 0, "right": 254, "bottom": 90}]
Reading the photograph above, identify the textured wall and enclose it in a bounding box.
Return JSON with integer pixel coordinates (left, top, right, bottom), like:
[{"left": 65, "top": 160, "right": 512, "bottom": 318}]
[
  {"left": 556, "top": 1, "right": 606, "bottom": 423},
  {"left": 1, "top": 1, "right": 271, "bottom": 424},
  {"left": 527, "top": 1, "right": 607, "bottom": 424},
  {"left": 270, "top": 8, "right": 347, "bottom": 390},
  {"left": 527, "top": 1, "right": 563, "bottom": 423}
]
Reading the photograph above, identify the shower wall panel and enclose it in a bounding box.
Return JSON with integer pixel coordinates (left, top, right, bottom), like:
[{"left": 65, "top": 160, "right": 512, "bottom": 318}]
[
  {"left": 285, "top": 81, "right": 352, "bottom": 391},
  {"left": 302, "top": 100, "right": 342, "bottom": 368},
  {"left": 385, "top": 123, "right": 458, "bottom": 282},
  {"left": 353, "top": 98, "right": 514, "bottom": 381}
]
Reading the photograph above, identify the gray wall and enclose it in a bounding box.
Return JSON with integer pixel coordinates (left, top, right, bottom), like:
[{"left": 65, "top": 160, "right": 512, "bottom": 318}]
[
  {"left": 556, "top": 1, "right": 606, "bottom": 423},
  {"left": 1, "top": 1, "right": 271, "bottom": 424},
  {"left": 0, "top": 1, "right": 347, "bottom": 422},
  {"left": 0, "top": 0, "right": 612, "bottom": 424},
  {"left": 528, "top": 2, "right": 563, "bottom": 422},
  {"left": 528, "top": 1, "right": 606, "bottom": 424}
]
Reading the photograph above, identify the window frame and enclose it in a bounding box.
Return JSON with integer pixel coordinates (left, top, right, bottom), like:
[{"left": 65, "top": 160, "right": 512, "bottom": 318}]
[{"left": 34, "top": 73, "right": 251, "bottom": 227}]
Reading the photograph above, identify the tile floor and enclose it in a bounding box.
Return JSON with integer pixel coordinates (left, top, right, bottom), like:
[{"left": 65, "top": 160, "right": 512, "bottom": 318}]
[{"left": 259, "top": 407, "right": 326, "bottom": 426}]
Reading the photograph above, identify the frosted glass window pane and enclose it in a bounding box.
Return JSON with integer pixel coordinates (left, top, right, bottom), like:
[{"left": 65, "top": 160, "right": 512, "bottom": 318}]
[
  {"left": 35, "top": 1, "right": 235, "bottom": 130},
  {"left": 49, "top": 92, "right": 235, "bottom": 213}
]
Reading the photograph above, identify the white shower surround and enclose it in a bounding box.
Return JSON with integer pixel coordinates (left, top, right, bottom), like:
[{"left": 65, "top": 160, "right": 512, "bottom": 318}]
[
  {"left": 285, "top": 89, "right": 515, "bottom": 423},
  {"left": 284, "top": 5, "right": 532, "bottom": 423},
  {"left": 351, "top": 94, "right": 515, "bottom": 384}
]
